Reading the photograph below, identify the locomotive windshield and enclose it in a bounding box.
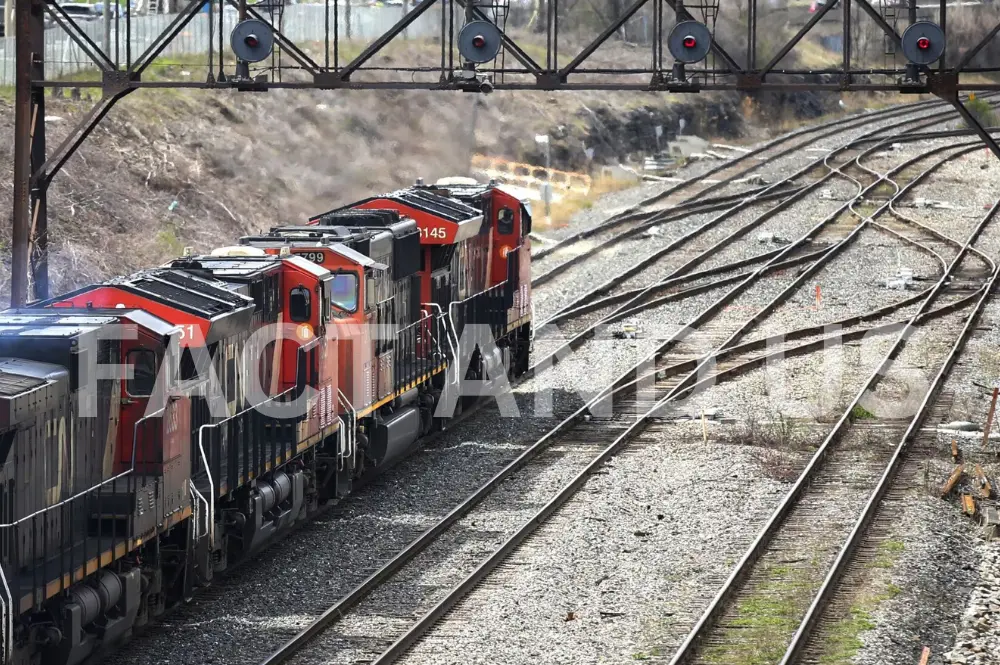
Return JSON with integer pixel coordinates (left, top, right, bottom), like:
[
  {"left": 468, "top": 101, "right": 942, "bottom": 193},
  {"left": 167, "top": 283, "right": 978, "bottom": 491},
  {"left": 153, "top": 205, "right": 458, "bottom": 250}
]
[{"left": 330, "top": 273, "right": 359, "bottom": 313}]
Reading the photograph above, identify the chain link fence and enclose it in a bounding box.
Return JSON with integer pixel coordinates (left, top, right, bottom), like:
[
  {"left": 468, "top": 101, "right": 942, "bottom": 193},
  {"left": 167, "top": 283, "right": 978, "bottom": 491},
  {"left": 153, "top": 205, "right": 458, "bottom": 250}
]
[{"left": 0, "top": 4, "right": 439, "bottom": 86}]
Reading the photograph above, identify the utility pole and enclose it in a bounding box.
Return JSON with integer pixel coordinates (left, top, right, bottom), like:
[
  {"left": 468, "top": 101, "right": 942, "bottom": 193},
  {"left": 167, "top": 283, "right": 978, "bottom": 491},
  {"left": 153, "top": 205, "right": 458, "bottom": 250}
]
[
  {"left": 103, "top": 0, "right": 112, "bottom": 56},
  {"left": 4, "top": 1, "right": 14, "bottom": 43}
]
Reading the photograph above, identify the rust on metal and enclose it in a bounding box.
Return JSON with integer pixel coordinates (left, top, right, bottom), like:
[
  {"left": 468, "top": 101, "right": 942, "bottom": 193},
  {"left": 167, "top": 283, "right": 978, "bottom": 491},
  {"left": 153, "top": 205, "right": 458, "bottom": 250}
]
[
  {"left": 952, "top": 438, "right": 960, "bottom": 462},
  {"left": 983, "top": 386, "right": 999, "bottom": 449},
  {"left": 962, "top": 494, "right": 977, "bottom": 516},
  {"left": 941, "top": 464, "right": 964, "bottom": 497},
  {"left": 918, "top": 646, "right": 931, "bottom": 665},
  {"left": 974, "top": 464, "right": 992, "bottom": 499}
]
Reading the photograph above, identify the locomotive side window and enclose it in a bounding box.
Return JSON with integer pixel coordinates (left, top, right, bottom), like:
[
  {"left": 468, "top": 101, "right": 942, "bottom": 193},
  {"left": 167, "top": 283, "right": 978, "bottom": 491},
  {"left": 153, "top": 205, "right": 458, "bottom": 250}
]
[
  {"left": 366, "top": 275, "right": 377, "bottom": 310},
  {"left": 330, "top": 273, "right": 358, "bottom": 313},
  {"left": 126, "top": 348, "right": 157, "bottom": 397},
  {"left": 498, "top": 207, "right": 515, "bottom": 235},
  {"left": 290, "top": 286, "right": 312, "bottom": 322}
]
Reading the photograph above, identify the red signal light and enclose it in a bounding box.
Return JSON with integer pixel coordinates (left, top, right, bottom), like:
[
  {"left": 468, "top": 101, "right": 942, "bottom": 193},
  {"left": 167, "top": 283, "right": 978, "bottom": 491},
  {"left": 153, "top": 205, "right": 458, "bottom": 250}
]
[
  {"left": 682, "top": 35, "right": 697, "bottom": 49},
  {"left": 472, "top": 34, "right": 486, "bottom": 48},
  {"left": 916, "top": 36, "right": 930, "bottom": 50},
  {"left": 245, "top": 34, "right": 259, "bottom": 48}
]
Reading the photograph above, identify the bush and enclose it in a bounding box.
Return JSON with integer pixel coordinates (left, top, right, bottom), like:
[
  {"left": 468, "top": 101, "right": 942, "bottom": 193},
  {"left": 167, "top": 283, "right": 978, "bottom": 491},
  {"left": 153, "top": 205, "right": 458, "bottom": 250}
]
[{"left": 965, "top": 94, "right": 997, "bottom": 130}]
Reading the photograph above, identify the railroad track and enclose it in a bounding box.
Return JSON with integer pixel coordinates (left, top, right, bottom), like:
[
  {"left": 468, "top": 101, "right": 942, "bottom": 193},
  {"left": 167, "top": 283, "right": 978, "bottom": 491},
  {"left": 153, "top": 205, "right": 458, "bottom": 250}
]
[
  {"left": 533, "top": 107, "right": 996, "bottom": 333},
  {"left": 531, "top": 95, "right": 962, "bottom": 268},
  {"left": 530, "top": 96, "right": 986, "bottom": 308},
  {"left": 253, "top": 111, "right": 996, "bottom": 665},
  {"left": 96, "top": 99, "right": 999, "bottom": 665},
  {"left": 662, "top": 171, "right": 1000, "bottom": 665},
  {"left": 528, "top": 125, "right": 997, "bottom": 389}
]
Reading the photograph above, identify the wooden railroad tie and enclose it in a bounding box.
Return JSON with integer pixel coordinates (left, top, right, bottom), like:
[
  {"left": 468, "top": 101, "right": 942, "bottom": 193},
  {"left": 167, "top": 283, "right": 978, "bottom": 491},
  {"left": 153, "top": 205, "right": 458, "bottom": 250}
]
[
  {"left": 941, "top": 464, "right": 964, "bottom": 497},
  {"left": 962, "top": 494, "right": 978, "bottom": 517}
]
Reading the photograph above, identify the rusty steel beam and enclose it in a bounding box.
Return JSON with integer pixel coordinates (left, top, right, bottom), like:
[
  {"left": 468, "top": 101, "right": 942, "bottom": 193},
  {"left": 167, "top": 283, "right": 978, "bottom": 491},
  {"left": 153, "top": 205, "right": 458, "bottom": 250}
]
[
  {"left": 559, "top": 0, "right": 649, "bottom": 78},
  {"left": 955, "top": 21, "right": 1000, "bottom": 72},
  {"left": 32, "top": 91, "right": 132, "bottom": 190},
  {"left": 852, "top": 0, "right": 902, "bottom": 52},
  {"left": 130, "top": 0, "right": 207, "bottom": 75},
  {"left": 44, "top": 1, "right": 115, "bottom": 71},
  {"left": 948, "top": 95, "right": 1000, "bottom": 162},
  {"left": 337, "top": 0, "right": 439, "bottom": 80},
  {"left": 11, "top": 0, "right": 35, "bottom": 307},
  {"left": 760, "top": 0, "right": 837, "bottom": 78},
  {"left": 28, "top": 0, "right": 46, "bottom": 300},
  {"left": 983, "top": 386, "right": 999, "bottom": 449}
]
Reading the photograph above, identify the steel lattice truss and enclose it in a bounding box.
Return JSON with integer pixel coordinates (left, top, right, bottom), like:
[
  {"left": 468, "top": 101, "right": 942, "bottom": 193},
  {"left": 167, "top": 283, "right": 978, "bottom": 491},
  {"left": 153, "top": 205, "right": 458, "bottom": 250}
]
[{"left": 10, "top": 0, "right": 1000, "bottom": 307}]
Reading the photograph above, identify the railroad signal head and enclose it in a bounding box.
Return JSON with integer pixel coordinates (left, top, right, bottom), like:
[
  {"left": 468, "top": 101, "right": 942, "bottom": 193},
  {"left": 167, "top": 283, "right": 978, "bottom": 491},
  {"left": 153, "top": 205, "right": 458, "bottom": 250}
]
[
  {"left": 231, "top": 19, "right": 274, "bottom": 63},
  {"left": 458, "top": 20, "right": 503, "bottom": 64},
  {"left": 901, "top": 21, "right": 945, "bottom": 65},
  {"left": 668, "top": 21, "right": 712, "bottom": 64}
]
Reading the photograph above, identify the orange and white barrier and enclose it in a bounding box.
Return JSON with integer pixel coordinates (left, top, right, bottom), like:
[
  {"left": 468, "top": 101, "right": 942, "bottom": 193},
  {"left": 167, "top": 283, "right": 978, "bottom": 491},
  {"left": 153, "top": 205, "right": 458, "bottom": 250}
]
[{"left": 470, "top": 155, "right": 592, "bottom": 195}]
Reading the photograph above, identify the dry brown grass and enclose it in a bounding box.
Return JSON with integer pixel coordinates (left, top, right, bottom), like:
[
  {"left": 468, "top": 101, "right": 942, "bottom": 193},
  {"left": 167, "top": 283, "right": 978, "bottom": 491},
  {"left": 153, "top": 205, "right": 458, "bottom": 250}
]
[{"left": 538, "top": 173, "right": 636, "bottom": 231}]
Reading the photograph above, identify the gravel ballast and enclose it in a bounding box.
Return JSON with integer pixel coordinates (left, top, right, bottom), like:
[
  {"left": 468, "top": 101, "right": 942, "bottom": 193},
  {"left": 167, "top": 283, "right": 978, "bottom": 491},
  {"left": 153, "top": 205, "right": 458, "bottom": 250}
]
[{"left": 99, "top": 102, "right": 1000, "bottom": 665}]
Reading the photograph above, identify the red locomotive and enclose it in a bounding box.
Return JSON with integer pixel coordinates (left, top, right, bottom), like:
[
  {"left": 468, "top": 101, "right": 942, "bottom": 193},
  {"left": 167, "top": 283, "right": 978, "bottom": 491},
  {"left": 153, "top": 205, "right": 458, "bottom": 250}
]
[{"left": 0, "top": 179, "right": 531, "bottom": 664}]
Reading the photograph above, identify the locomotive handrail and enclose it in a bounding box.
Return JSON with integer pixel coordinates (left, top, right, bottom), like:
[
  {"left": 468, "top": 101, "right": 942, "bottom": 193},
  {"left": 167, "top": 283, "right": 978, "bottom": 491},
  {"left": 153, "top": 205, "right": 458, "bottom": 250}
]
[
  {"left": 421, "top": 305, "right": 458, "bottom": 386},
  {"left": 337, "top": 389, "right": 356, "bottom": 470},
  {"left": 0, "top": 558, "right": 10, "bottom": 664},
  {"left": 0, "top": 409, "right": 152, "bottom": 531},
  {"left": 189, "top": 480, "right": 210, "bottom": 542},
  {"left": 196, "top": 386, "right": 297, "bottom": 549},
  {"left": 197, "top": 424, "right": 217, "bottom": 549}
]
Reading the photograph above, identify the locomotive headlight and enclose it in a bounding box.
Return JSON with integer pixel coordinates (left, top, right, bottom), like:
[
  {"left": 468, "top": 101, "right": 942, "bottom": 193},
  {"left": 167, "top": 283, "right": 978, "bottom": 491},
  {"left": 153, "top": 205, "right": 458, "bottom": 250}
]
[
  {"left": 500, "top": 245, "right": 513, "bottom": 258},
  {"left": 296, "top": 324, "right": 314, "bottom": 341}
]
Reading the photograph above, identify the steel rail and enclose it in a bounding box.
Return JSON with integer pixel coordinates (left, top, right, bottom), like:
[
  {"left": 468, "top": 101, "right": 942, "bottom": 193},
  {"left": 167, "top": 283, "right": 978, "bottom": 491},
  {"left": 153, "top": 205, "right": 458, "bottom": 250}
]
[
  {"left": 531, "top": 184, "right": 800, "bottom": 288},
  {"left": 295, "top": 121, "right": 973, "bottom": 665},
  {"left": 530, "top": 115, "right": 975, "bottom": 399},
  {"left": 536, "top": 104, "right": 974, "bottom": 334},
  {"left": 663, "top": 153, "right": 1000, "bottom": 665},
  {"left": 360, "top": 129, "right": 989, "bottom": 665},
  {"left": 531, "top": 96, "right": 959, "bottom": 262},
  {"left": 256, "top": 107, "right": 990, "bottom": 665},
  {"left": 778, "top": 200, "right": 1000, "bottom": 664}
]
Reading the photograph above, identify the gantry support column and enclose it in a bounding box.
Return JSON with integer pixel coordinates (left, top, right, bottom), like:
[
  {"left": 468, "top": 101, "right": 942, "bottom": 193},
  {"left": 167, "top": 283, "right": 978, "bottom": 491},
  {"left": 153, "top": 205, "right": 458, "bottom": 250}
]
[{"left": 12, "top": 0, "right": 47, "bottom": 307}]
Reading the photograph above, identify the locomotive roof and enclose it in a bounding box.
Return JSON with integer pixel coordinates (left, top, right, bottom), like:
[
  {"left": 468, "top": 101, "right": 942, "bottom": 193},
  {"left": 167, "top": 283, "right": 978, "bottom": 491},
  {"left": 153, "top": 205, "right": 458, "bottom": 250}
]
[
  {"left": 167, "top": 255, "right": 283, "bottom": 280},
  {"left": 332, "top": 188, "right": 483, "bottom": 224},
  {"left": 105, "top": 268, "right": 255, "bottom": 319},
  {"left": 0, "top": 358, "right": 68, "bottom": 429},
  {"left": 3, "top": 309, "right": 177, "bottom": 339},
  {"left": 0, "top": 312, "right": 121, "bottom": 338},
  {"left": 238, "top": 236, "right": 388, "bottom": 270},
  {"left": 0, "top": 367, "right": 48, "bottom": 398}
]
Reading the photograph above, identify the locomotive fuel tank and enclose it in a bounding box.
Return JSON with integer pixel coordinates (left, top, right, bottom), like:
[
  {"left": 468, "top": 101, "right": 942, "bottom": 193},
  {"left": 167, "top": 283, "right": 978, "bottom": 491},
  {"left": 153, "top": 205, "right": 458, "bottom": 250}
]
[{"left": 370, "top": 406, "right": 425, "bottom": 468}]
